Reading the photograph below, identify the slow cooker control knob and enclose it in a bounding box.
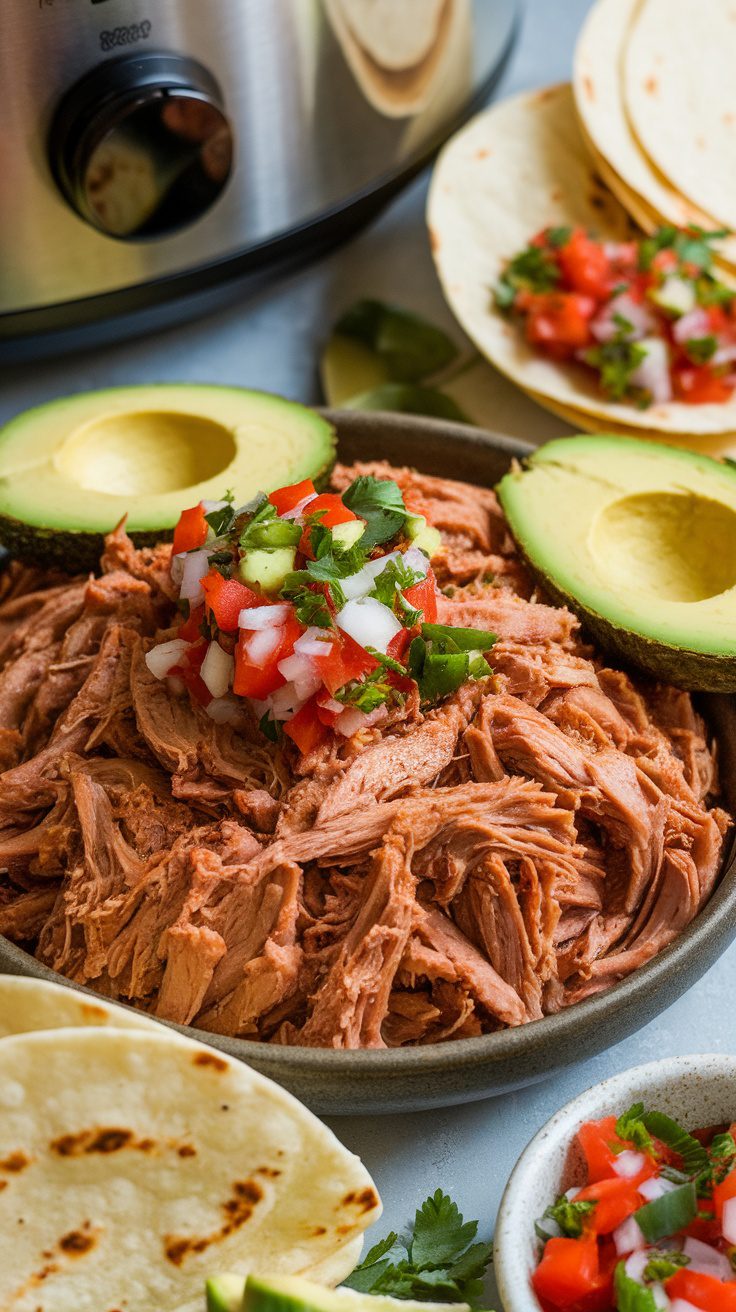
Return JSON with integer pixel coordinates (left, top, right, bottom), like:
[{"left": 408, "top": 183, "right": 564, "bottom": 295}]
[{"left": 49, "top": 53, "right": 233, "bottom": 240}]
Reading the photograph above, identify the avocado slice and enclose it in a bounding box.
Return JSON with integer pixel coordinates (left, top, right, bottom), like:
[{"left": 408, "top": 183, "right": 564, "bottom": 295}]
[
  {"left": 0, "top": 385, "right": 335, "bottom": 571},
  {"left": 242, "top": 1275, "right": 472, "bottom": 1312},
  {"left": 497, "top": 434, "right": 736, "bottom": 692},
  {"left": 207, "top": 1274, "right": 249, "bottom": 1312}
]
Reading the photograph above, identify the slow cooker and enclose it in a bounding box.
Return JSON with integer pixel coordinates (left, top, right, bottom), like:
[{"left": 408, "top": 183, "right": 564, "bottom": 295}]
[{"left": 1, "top": 0, "right": 519, "bottom": 357}]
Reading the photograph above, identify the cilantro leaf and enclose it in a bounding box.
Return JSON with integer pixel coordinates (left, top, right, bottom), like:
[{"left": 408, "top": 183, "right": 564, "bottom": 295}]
[
  {"left": 343, "top": 1190, "right": 494, "bottom": 1307},
  {"left": 642, "top": 1249, "right": 689, "bottom": 1281},
  {"left": 283, "top": 585, "right": 333, "bottom": 629},
  {"left": 546, "top": 226, "right": 573, "bottom": 248},
  {"left": 342, "top": 475, "right": 408, "bottom": 548},
  {"left": 615, "top": 1103, "right": 656, "bottom": 1155},
  {"left": 204, "top": 503, "right": 236, "bottom": 537},
  {"left": 641, "top": 1111, "right": 709, "bottom": 1176},
  {"left": 537, "top": 1195, "right": 597, "bottom": 1240},
  {"left": 258, "top": 713, "right": 281, "bottom": 743},
  {"left": 371, "top": 557, "right": 424, "bottom": 609},
  {"left": 583, "top": 338, "right": 648, "bottom": 403},
  {"left": 685, "top": 334, "right": 718, "bottom": 364},
  {"left": 495, "top": 242, "right": 560, "bottom": 306}
]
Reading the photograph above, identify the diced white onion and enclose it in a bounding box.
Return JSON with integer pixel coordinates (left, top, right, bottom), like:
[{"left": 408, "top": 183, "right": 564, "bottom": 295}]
[
  {"left": 669, "top": 1299, "right": 700, "bottom": 1312},
  {"left": 294, "top": 627, "right": 335, "bottom": 657},
  {"left": 684, "top": 1234, "right": 734, "bottom": 1280},
  {"left": 277, "top": 652, "right": 321, "bottom": 700},
  {"left": 170, "top": 551, "right": 187, "bottom": 586},
  {"left": 614, "top": 1214, "right": 646, "bottom": 1256},
  {"left": 591, "top": 292, "right": 655, "bottom": 343},
  {"left": 630, "top": 338, "right": 673, "bottom": 405},
  {"left": 334, "top": 704, "right": 388, "bottom": 738},
  {"left": 672, "top": 307, "right": 711, "bottom": 343},
  {"left": 651, "top": 274, "right": 697, "bottom": 318},
  {"left": 651, "top": 1286, "right": 671, "bottom": 1311},
  {"left": 145, "top": 639, "right": 190, "bottom": 680},
  {"left": 335, "top": 597, "right": 402, "bottom": 654},
  {"left": 318, "top": 695, "right": 344, "bottom": 715},
  {"left": 238, "top": 603, "right": 291, "bottom": 630},
  {"left": 270, "top": 682, "right": 308, "bottom": 721},
  {"left": 402, "top": 547, "right": 430, "bottom": 577},
  {"left": 613, "top": 1150, "right": 646, "bottom": 1179},
  {"left": 200, "top": 641, "right": 234, "bottom": 699},
  {"left": 180, "top": 549, "right": 210, "bottom": 603},
  {"left": 638, "top": 1176, "right": 677, "bottom": 1202},
  {"left": 281, "top": 492, "right": 318, "bottom": 520},
  {"left": 624, "top": 1251, "right": 650, "bottom": 1282},
  {"left": 245, "top": 626, "right": 284, "bottom": 669},
  {"left": 723, "top": 1195, "right": 736, "bottom": 1246},
  {"left": 205, "top": 695, "right": 240, "bottom": 723}
]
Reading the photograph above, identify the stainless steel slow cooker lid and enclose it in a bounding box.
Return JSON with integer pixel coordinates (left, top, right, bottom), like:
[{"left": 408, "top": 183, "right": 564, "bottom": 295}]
[{"left": 0, "top": 0, "right": 519, "bottom": 354}]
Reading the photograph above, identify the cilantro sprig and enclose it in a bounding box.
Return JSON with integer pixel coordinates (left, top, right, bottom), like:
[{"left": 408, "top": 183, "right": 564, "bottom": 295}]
[
  {"left": 495, "top": 240, "right": 560, "bottom": 307},
  {"left": 342, "top": 475, "right": 409, "bottom": 548},
  {"left": 343, "top": 1190, "right": 494, "bottom": 1307},
  {"left": 535, "top": 1195, "right": 596, "bottom": 1240}
]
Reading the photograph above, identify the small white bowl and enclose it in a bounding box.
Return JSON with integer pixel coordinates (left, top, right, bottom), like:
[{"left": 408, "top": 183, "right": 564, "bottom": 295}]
[{"left": 493, "top": 1054, "right": 736, "bottom": 1312}]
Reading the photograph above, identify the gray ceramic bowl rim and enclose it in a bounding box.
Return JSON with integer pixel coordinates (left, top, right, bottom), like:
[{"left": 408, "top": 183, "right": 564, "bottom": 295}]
[
  {"left": 1, "top": 411, "right": 735, "bottom": 1087},
  {"left": 493, "top": 1053, "right": 736, "bottom": 1312}
]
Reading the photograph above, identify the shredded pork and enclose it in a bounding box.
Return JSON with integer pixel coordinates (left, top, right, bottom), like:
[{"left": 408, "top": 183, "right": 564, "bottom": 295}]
[{"left": 0, "top": 464, "right": 730, "bottom": 1047}]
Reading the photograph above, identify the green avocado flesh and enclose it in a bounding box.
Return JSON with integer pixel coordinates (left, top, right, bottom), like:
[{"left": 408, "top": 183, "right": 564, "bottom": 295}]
[
  {"left": 0, "top": 385, "right": 335, "bottom": 571},
  {"left": 497, "top": 434, "right": 736, "bottom": 692},
  {"left": 211, "top": 1274, "right": 470, "bottom": 1312}
]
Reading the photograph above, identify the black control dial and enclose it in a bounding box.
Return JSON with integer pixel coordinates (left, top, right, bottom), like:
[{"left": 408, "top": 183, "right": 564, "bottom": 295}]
[{"left": 49, "top": 53, "right": 233, "bottom": 240}]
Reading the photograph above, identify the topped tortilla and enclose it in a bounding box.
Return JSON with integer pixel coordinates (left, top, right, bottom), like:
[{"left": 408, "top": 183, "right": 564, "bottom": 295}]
[{"left": 427, "top": 82, "right": 736, "bottom": 435}]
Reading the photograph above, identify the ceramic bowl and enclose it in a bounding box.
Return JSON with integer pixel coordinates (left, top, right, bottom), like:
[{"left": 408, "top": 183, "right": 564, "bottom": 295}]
[
  {"left": 494, "top": 1053, "right": 736, "bottom": 1312},
  {"left": 2, "top": 411, "right": 736, "bottom": 1115}
]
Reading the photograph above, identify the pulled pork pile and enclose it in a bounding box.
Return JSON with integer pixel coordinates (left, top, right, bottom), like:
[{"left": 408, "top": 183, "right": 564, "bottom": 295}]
[{"left": 0, "top": 462, "right": 730, "bottom": 1047}]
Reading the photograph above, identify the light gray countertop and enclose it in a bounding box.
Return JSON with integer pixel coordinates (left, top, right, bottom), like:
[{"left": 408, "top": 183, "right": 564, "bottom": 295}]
[{"left": 3, "top": 2, "right": 735, "bottom": 1306}]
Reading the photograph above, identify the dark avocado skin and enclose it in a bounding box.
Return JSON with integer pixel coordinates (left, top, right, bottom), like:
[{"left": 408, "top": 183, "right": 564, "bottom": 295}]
[
  {"left": 0, "top": 457, "right": 335, "bottom": 575},
  {"left": 521, "top": 550, "right": 736, "bottom": 694}
]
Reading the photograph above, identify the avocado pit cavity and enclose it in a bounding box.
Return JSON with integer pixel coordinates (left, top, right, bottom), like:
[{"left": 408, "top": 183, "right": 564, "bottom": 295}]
[
  {"left": 590, "top": 490, "right": 736, "bottom": 604},
  {"left": 53, "top": 410, "right": 237, "bottom": 496}
]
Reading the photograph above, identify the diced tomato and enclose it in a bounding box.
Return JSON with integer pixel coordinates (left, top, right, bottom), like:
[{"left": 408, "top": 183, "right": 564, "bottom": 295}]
[
  {"left": 557, "top": 229, "right": 613, "bottom": 301},
  {"left": 577, "top": 1118, "right": 628, "bottom": 1183},
  {"left": 299, "top": 493, "right": 359, "bottom": 557},
  {"left": 522, "top": 292, "right": 596, "bottom": 357},
  {"left": 572, "top": 1177, "right": 643, "bottom": 1234},
  {"left": 268, "top": 478, "right": 316, "bottom": 516},
  {"left": 665, "top": 1268, "right": 736, "bottom": 1310},
  {"left": 713, "top": 1162, "right": 736, "bottom": 1223},
  {"left": 652, "top": 248, "right": 679, "bottom": 275},
  {"left": 683, "top": 1210, "right": 722, "bottom": 1246},
  {"left": 532, "top": 1236, "right": 603, "bottom": 1308},
  {"left": 403, "top": 569, "right": 438, "bottom": 624},
  {"left": 673, "top": 364, "right": 734, "bottom": 404},
  {"left": 233, "top": 613, "right": 302, "bottom": 699},
  {"left": 706, "top": 304, "right": 732, "bottom": 335},
  {"left": 313, "top": 630, "right": 378, "bottom": 696},
  {"left": 179, "top": 603, "right": 205, "bottom": 642},
  {"left": 283, "top": 696, "right": 328, "bottom": 755},
  {"left": 387, "top": 628, "right": 411, "bottom": 662},
  {"left": 201, "top": 571, "right": 260, "bottom": 632},
  {"left": 172, "top": 504, "right": 208, "bottom": 556},
  {"left": 169, "top": 639, "right": 211, "bottom": 706}
]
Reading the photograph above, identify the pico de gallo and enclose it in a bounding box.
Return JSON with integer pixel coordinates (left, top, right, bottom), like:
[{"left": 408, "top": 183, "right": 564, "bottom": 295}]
[
  {"left": 532, "top": 1101, "right": 736, "bottom": 1312},
  {"left": 145, "top": 472, "right": 496, "bottom": 754},
  {"left": 495, "top": 224, "right": 736, "bottom": 407}
]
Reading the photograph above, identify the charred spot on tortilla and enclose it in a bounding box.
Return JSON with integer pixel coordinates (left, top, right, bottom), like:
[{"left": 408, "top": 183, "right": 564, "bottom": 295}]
[
  {"left": 50, "top": 1127, "right": 154, "bottom": 1156},
  {"left": 342, "top": 1186, "right": 379, "bottom": 1212},
  {"left": 58, "top": 1226, "right": 97, "bottom": 1257},
  {"left": 256, "top": 1165, "right": 282, "bottom": 1177},
  {"left": 177, "top": 1144, "right": 197, "bottom": 1158},
  {"left": 644, "top": 75, "right": 659, "bottom": 95},
  {"left": 193, "top": 1051, "right": 228, "bottom": 1072},
  {"left": 164, "top": 1178, "right": 264, "bottom": 1265},
  {"left": 80, "top": 1002, "right": 108, "bottom": 1021},
  {"left": 0, "top": 1151, "right": 31, "bottom": 1172},
  {"left": 336, "top": 1223, "right": 356, "bottom": 1235},
  {"left": 312, "top": 1225, "right": 328, "bottom": 1236}
]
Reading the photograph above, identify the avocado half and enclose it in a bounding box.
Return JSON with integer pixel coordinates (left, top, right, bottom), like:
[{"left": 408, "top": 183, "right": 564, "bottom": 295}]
[
  {"left": 0, "top": 384, "right": 335, "bottom": 571},
  {"left": 497, "top": 434, "right": 736, "bottom": 693}
]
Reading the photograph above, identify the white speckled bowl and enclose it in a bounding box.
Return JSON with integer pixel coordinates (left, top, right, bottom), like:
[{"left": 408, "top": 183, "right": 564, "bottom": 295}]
[{"left": 494, "top": 1054, "right": 736, "bottom": 1312}]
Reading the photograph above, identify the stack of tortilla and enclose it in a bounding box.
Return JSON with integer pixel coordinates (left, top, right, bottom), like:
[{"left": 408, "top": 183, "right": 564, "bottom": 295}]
[
  {"left": 0, "top": 976, "right": 380, "bottom": 1312},
  {"left": 427, "top": 0, "right": 736, "bottom": 456}
]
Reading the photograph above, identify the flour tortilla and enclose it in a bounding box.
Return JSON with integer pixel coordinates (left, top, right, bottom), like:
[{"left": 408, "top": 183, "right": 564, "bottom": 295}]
[
  {"left": 428, "top": 82, "right": 736, "bottom": 435},
  {"left": 525, "top": 390, "right": 736, "bottom": 461},
  {"left": 624, "top": 0, "right": 736, "bottom": 233},
  {"left": 0, "top": 974, "right": 161, "bottom": 1037},
  {"left": 573, "top": 0, "right": 736, "bottom": 271},
  {"left": 0, "top": 1028, "right": 380, "bottom": 1312}
]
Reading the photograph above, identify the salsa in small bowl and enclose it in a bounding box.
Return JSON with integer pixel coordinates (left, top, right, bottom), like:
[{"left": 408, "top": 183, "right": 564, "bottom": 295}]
[{"left": 494, "top": 1056, "right": 736, "bottom": 1312}]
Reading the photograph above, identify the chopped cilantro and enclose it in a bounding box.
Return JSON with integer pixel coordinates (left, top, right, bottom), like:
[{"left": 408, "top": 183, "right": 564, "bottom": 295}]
[
  {"left": 583, "top": 338, "right": 648, "bottom": 403},
  {"left": 642, "top": 1250, "right": 689, "bottom": 1282},
  {"left": 343, "top": 1189, "right": 493, "bottom": 1307},
  {"left": 336, "top": 667, "right": 402, "bottom": 714},
  {"left": 495, "top": 242, "right": 560, "bottom": 307},
  {"left": 371, "top": 557, "right": 424, "bottom": 610},
  {"left": 535, "top": 1196, "right": 597, "bottom": 1240},
  {"left": 258, "top": 713, "right": 281, "bottom": 743},
  {"left": 615, "top": 1103, "right": 656, "bottom": 1155},
  {"left": 204, "top": 503, "right": 236, "bottom": 537},
  {"left": 207, "top": 549, "right": 234, "bottom": 578},
  {"left": 546, "top": 226, "right": 573, "bottom": 248},
  {"left": 342, "top": 475, "right": 408, "bottom": 548},
  {"left": 685, "top": 334, "right": 718, "bottom": 364},
  {"left": 282, "top": 584, "right": 333, "bottom": 629}
]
